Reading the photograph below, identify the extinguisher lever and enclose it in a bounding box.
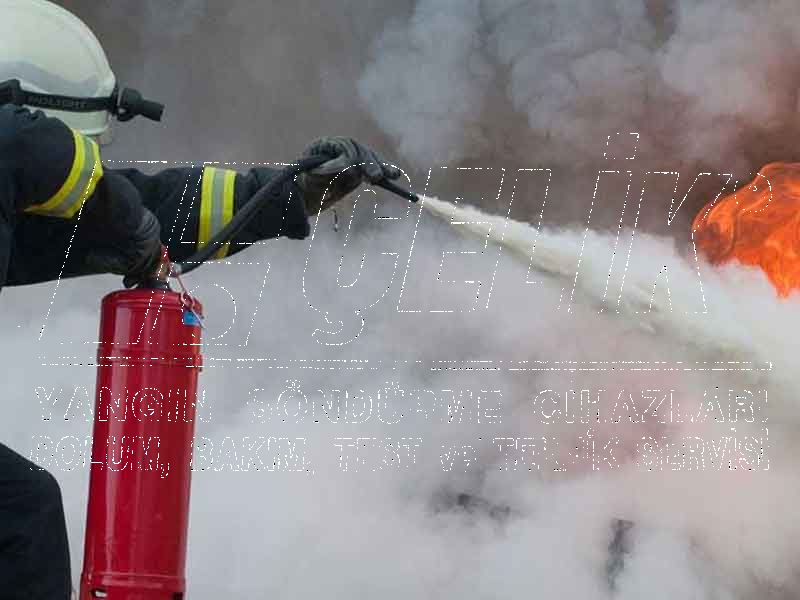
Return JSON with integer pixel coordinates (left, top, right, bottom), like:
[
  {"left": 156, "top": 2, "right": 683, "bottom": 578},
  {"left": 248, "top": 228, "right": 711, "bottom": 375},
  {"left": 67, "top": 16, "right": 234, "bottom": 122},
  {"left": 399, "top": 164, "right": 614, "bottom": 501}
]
[{"left": 135, "top": 246, "right": 174, "bottom": 290}]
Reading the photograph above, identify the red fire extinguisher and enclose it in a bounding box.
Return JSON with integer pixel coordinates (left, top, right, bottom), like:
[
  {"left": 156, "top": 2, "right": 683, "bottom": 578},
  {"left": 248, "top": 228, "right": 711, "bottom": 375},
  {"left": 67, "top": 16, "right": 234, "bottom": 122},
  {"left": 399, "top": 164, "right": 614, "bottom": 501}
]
[
  {"left": 80, "top": 251, "right": 204, "bottom": 600},
  {"left": 76, "top": 156, "right": 329, "bottom": 600},
  {"left": 76, "top": 153, "right": 417, "bottom": 599}
]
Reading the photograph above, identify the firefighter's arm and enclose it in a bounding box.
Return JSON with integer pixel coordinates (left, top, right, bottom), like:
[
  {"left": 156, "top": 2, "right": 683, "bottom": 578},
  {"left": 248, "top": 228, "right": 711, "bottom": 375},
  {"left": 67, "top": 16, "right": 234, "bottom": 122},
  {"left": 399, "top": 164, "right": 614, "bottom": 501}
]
[
  {"left": 93, "top": 136, "right": 403, "bottom": 264},
  {"left": 8, "top": 105, "right": 162, "bottom": 284},
  {"left": 133, "top": 138, "right": 401, "bottom": 222},
  {"left": 3, "top": 163, "right": 309, "bottom": 287},
  {"left": 114, "top": 165, "right": 310, "bottom": 263}
]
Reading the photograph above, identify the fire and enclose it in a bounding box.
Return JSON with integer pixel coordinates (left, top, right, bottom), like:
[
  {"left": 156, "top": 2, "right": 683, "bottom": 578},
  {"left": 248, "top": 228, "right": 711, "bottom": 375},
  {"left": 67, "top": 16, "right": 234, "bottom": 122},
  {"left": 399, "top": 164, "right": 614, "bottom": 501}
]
[{"left": 692, "top": 162, "right": 800, "bottom": 297}]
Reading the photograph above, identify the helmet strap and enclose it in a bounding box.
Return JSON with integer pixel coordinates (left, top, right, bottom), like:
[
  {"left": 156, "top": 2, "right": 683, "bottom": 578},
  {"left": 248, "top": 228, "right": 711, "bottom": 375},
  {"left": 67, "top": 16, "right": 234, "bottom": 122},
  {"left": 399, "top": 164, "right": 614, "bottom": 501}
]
[
  {"left": 0, "top": 79, "right": 117, "bottom": 113},
  {"left": 0, "top": 79, "right": 164, "bottom": 123}
]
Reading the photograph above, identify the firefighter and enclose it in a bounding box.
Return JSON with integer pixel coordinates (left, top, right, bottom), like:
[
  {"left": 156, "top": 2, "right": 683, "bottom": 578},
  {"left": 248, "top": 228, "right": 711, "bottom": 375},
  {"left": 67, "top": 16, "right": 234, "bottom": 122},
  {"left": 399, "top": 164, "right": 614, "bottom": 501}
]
[{"left": 0, "top": 1, "right": 402, "bottom": 598}]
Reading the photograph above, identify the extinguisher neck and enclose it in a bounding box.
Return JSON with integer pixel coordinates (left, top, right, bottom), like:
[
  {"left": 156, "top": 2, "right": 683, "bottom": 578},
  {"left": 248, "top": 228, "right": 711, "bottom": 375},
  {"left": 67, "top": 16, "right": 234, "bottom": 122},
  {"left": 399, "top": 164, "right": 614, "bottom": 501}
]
[{"left": 138, "top": 278, "right": 172, "bottom": 291}]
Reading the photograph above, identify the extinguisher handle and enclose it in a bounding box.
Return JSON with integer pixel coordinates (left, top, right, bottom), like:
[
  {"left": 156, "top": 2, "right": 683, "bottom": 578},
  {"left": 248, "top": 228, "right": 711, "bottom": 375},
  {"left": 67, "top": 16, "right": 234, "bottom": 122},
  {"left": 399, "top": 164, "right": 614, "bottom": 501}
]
[{"left": 135, "top": 246, "right": 173, "bottom": 290}]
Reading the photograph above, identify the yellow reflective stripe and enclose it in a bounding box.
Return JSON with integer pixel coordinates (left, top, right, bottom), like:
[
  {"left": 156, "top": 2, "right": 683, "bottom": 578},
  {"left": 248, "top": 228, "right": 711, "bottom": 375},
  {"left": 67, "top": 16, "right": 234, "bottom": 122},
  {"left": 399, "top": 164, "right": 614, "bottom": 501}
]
[
  {"left": 25, "top": 129, "right": 103, "bottom": 219},
  {"left": 218, "top": 169, "right": 236, "bottom": 259},
  {"left": 198, "top": 166, "right": 237, "bottom": 259}
]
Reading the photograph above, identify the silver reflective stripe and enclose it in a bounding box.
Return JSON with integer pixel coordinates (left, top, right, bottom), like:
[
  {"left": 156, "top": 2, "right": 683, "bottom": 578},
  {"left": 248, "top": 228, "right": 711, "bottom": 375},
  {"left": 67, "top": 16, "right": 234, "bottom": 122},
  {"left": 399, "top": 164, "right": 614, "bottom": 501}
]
[{"left": 209, "top": 167, "right": 227, "bottom": 244}]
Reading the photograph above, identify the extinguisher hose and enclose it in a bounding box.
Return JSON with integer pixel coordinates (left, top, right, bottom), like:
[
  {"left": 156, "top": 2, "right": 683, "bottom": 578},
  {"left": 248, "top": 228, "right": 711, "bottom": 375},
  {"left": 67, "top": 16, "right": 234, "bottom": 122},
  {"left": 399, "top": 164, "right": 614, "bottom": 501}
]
[
  {"left": 171, "top": 156, "right": 420, "bottom": 276},
  {"left": 172, "top": 156, "right": 327, "bottom": 276}
]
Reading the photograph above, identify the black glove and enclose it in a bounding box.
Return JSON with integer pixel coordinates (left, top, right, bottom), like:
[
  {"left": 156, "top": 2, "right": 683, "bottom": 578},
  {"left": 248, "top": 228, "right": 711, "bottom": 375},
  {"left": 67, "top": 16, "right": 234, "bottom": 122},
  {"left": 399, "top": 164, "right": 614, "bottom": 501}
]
[
  {"left": 86, "top": 208, "right": 164, "bottom": 288},
  {"left": 297, "top": 136, "right": 403, "bottom": 215}
]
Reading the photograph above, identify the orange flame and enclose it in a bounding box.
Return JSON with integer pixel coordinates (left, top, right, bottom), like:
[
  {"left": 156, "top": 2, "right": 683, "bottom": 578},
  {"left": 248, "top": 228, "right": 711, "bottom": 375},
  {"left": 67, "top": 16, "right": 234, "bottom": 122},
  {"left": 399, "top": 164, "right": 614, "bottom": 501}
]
[{"left": 692, "top": 162, "right": 800, "bottom": 297}]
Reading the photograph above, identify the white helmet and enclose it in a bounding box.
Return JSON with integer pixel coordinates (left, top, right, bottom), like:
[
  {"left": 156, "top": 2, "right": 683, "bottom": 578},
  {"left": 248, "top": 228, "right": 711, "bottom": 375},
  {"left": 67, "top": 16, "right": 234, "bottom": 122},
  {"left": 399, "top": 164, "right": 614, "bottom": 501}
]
[{"left": 0, "top": 0, "right": 163, "bottom": 140}]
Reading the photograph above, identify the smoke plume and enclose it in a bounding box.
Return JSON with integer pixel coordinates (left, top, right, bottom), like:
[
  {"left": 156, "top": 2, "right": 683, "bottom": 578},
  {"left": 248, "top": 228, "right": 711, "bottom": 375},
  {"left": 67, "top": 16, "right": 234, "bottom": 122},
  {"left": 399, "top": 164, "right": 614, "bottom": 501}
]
[{"left": 5, "top": 1, "right": 800, "bottom": 598}]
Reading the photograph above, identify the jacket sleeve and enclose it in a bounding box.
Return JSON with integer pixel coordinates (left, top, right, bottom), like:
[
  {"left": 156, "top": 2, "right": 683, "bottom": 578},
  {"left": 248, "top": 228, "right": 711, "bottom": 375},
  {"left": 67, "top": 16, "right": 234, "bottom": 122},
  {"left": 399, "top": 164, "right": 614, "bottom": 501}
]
[
  {"left": 1, "top": 104, "right": 154, "bottom": 286},
  {"left": 5, "top": 162, "right": 310, "bottom": 286},
  {"left": 1, "top": 104, "right": 100, "bottom": 219},
  {"left": 113, "top": 165, "right": 310, "bottom": 263}
]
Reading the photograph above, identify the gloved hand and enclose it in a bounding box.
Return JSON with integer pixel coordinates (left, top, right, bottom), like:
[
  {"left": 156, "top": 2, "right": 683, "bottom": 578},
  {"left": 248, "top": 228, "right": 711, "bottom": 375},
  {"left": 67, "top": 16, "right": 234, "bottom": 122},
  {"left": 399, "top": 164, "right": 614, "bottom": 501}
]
[
  {"left": 297, "top": 136, "right": 403, "bottom": 215},
  {"left": 86, "top": 208, "right": 165, "bottom": 288}
]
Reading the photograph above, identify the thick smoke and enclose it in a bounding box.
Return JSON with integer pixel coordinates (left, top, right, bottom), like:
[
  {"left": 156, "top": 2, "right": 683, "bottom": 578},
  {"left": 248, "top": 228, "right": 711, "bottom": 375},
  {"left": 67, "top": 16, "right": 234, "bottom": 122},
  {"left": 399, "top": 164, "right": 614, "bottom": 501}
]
[
  {"left": 4, "top": 1, "right": 799, "bottom": 598},
  {"left": 362, "top": 0, "right": 800, "bottom": 167},
  {"left": 358, "top": 0, "right": 495, "bottom": 166},
  {"left": 360, "top": 0, "right": 800, "bottom": 231}
]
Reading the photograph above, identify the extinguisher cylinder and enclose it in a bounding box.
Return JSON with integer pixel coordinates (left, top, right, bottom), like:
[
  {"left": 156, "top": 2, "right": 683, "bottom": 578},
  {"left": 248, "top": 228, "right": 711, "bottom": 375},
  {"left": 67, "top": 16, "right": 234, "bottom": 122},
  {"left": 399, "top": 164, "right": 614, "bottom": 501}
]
[{"left": 80, "top": 288, "right": 203, "bottom": 600}]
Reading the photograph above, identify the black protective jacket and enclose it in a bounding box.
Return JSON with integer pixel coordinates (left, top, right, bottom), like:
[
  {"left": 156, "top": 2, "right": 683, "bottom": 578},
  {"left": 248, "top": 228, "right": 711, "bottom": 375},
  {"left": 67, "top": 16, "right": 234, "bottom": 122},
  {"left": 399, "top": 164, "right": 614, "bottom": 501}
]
[{"left": 0, "top": 104, "right": 310, "bottom": 287}]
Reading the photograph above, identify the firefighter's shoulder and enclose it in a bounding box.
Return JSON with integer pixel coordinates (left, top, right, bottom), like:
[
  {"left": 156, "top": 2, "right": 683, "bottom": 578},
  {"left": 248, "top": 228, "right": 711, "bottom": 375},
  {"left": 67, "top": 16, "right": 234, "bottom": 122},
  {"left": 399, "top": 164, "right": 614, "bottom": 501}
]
[{"left": 0, "top": 103, "right": 65, "bottom": 143}]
